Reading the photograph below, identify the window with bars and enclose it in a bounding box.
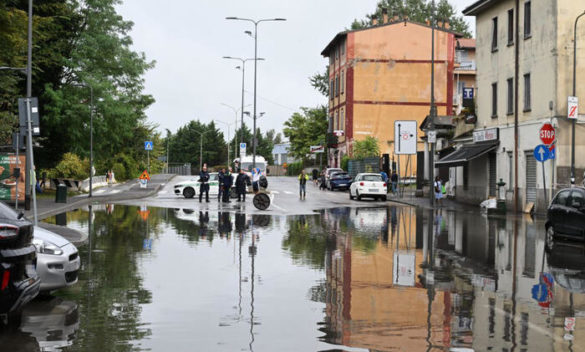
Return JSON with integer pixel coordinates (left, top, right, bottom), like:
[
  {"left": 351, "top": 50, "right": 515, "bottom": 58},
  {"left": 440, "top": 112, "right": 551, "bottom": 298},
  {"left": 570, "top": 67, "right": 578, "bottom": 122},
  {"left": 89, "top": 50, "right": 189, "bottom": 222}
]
[
  {"left": 507, "top": 78, "right": 514, "bottom": 115},
  {"left": 492, "top": 17, "right": 498, "bottom": 51},
  {"left": 524, "top": 2, "right": 531, "bottom": 38},
  {"left": 492, "top": 82, "right": 498, "bottom": 117},
  {"left": 507, "top": 9, "right": 514, "bottom": 45},
  {"left": 524, "top": 73, "right": 531, "bottom": 111}
]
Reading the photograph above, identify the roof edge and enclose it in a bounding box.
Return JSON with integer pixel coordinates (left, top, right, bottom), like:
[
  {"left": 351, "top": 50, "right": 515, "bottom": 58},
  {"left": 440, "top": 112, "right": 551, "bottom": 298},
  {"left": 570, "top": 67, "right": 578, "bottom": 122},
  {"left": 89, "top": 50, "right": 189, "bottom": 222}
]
[{"left": 463, "top": 0, "right": 501, "bottom": 16}]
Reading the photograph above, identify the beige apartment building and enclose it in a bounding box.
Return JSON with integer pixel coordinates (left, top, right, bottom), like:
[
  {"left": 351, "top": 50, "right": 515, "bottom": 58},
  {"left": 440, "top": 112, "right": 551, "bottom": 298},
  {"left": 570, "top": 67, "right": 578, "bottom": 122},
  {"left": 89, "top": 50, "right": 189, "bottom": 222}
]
[{"left": 438, "top": 0, "right": 585, "bottom": 212}]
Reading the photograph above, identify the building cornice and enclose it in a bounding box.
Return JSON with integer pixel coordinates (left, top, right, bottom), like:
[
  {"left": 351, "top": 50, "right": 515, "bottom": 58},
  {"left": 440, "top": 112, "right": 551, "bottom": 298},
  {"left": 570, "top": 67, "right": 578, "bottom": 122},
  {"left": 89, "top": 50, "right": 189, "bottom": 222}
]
[{"left": 463, "top": 0, "right": 504, "bottom": 16}]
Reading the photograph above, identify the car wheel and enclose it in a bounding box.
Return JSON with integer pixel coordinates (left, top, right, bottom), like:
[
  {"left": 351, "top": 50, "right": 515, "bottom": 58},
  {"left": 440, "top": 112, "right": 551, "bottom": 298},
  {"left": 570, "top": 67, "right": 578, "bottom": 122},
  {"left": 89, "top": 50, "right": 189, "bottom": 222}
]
[
  {"left": 545, "top": 225, "right": 556, "bottom": 252},
  {"left": 349, "top": 189, "right": 354, "bottom": 200},
  {"left": 356, "top": 191, "right": 361, "bottom": 201},
  {"left": 382, "top": 195, "right": 387, "bottom": 201},
  {"left": 183, "top": 187, "right": 195, "bottom": 199}
]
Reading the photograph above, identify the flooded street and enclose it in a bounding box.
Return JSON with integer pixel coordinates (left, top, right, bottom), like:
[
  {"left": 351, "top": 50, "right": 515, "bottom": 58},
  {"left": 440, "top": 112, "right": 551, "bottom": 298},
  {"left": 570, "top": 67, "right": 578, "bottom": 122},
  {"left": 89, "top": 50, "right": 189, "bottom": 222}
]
[{"left": 2, "top": 203, "right": 584, "bottom": 351}]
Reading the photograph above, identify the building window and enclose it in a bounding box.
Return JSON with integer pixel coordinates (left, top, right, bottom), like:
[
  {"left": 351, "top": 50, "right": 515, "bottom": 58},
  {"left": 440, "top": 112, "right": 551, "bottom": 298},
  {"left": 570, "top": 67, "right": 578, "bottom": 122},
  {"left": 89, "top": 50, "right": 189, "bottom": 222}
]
[
  {"left": 524, "top": 73, "right": 531, "bottom": 111},
  {"left": 341, "top": 70, "right": 344, "bottom": 94},
  {"left": 492, "top": 17, "right": 498, "bottom": 51},
  {"left": 507, "top": 9, "right": 514, "bottom": 45},
  {"left": 492, "top": 82, "right": 498, "bottom": 117},
  {"left": 330, "top": 79, "right": 334, "bottom": 100},
  {"left": 341, "top": 41, "right": 345, "bottom": 56},
  {"left": 335, "top": 111, "right": 339, "bottom": 130},
  {"left": 340, "top": 109, "right": 345, "bottom": 131},
  {"left": 507, "top": 78, "right": 514, "bottom": 115},
  {"left": 524, "top": 2, "right": 531, "bottom": 38},
  {"left": 335, "top": 75, "right": 339, "bottom": 97}
]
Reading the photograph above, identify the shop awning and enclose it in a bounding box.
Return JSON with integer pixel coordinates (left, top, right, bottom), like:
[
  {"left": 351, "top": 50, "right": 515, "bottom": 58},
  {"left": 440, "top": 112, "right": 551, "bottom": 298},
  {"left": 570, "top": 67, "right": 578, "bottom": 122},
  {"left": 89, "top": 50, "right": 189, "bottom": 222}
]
[{"left": 435, "top": 141, "right": 499, "bottom": 167}]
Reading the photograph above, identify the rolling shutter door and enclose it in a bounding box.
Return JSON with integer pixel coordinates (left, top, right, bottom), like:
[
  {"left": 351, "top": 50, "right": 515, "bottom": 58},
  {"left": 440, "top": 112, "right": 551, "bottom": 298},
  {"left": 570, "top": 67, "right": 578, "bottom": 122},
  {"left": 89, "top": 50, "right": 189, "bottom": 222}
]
[
  {"left": 525, "top": 152, "right": 537, "bottom": 203},
  {"left": 489, "top": 153, "right": 497, "bottom": 197}
]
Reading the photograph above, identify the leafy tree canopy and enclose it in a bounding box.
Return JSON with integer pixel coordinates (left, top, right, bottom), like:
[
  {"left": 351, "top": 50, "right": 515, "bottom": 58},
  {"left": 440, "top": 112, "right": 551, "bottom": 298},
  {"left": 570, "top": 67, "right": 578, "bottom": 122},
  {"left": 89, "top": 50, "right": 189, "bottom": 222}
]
[
  {"left": 353, "top": 136, "right": 380, "bottom": 159},
  {"left": 283, "top": 106, "right": 328, "bottom": 164}
]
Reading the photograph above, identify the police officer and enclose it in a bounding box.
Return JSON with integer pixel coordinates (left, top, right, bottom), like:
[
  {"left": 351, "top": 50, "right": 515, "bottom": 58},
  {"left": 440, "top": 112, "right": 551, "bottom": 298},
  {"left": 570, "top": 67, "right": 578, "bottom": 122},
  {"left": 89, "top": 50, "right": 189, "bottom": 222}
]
[{"left": 198, "top": 165, "right": 210, "bottom": 203}]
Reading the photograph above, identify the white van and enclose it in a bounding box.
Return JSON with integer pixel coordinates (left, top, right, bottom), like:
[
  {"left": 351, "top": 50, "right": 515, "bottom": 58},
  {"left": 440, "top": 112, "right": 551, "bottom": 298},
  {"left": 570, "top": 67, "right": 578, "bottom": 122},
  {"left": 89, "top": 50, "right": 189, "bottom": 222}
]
[{"left": 235, "top": 156, "right": 267, "bottom": 175}]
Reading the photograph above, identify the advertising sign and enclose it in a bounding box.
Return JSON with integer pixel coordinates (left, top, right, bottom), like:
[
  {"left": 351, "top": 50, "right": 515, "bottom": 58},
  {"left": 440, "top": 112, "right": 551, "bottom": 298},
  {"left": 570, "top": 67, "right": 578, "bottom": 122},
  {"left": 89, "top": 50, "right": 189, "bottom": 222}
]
[
  {"left": 310, "top": 145, "right": 324, "bottom": 153},
  {"left": 473, "top": 128, "right": 499, "bottom": 143},
  {"left": 394, "top": 121, "right": 417, "bottom": 155},
  {"left": 0, "top": 154, "right": 26, "bottom": 201}
]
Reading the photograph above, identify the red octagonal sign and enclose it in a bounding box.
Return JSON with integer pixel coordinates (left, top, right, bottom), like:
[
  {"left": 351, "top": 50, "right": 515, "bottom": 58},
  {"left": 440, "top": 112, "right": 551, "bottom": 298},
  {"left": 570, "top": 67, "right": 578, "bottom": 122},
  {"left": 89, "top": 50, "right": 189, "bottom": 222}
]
[{"left": 540, "top": 123, "right": 555, "bottom": 145}]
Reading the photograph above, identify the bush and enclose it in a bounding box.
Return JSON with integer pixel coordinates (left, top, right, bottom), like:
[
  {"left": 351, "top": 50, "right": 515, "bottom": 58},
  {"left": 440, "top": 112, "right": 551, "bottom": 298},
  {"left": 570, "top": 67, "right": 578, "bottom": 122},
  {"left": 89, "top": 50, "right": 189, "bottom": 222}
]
[
  {"left": 341, "top": 155, "right": 350, "bottom": 171},
  {"left": 111, "top": 163, "right": 125, "bottom": 181},
  {"left": 48, "top": 153, "right": 89, "bottom": 179},
  {"left": 286, "top": 161, "right": 303, "bottom": 176}
]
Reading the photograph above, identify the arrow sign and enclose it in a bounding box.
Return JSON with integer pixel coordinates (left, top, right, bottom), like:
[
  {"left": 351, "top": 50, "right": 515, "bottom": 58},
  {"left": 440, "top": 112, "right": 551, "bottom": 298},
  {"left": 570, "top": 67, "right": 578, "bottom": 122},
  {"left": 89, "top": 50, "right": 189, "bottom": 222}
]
[{"left": 534, "top": 144, "right": 550, "bottom": 162}]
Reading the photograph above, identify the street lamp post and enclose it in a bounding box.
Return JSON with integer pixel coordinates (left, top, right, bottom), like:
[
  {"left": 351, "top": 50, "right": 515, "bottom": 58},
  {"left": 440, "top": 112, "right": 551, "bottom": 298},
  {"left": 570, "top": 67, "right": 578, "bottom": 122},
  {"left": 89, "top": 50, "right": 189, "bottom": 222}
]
[
  {"left": 428, "top": 0, "right": 437, "bottom": 206},
  {"left": 214, "top": 119, "right": 236, "bottom": 167},
  {"left": 222, "top": 57, "right": 265, "bottom": 152},
  {"left": 225, "top": 16, "right": 286, "bottom": 168},
  {"left": 194, "top": 129, "right": 211, "bottom": 171},
  {"left": 572, "top": 11, "right": 585, "bottom": 185},
  {"left": 73, "top": 83, "right": 94, "bottom": 197}
]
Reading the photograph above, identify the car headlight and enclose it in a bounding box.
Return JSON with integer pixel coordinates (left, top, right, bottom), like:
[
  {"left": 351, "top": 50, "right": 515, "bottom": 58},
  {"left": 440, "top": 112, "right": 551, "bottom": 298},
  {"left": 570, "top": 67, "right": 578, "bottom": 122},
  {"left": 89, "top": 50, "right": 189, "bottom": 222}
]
[{"left": 33, "top": 238, "right": 63, "bottom": 255}]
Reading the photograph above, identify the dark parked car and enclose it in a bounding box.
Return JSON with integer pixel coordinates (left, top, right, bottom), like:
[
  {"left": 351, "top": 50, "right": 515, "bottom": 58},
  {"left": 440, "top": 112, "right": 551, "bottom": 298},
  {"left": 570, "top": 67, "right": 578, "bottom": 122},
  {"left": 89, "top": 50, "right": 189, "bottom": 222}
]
[
  {"left": 546, "top": 187, "right": 585, "bottom": 247},
  {"left": 329, "top": 172, "right": 352, "bottom": 191},
  {"left": 0, "top": 202, "right": 40, "bottom": 317}
]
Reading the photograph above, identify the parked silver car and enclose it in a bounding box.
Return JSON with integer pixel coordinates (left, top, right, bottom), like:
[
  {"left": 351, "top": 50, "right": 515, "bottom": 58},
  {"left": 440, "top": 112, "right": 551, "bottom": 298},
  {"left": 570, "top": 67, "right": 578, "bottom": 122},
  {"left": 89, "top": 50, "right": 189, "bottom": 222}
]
[{"left": 33, "top": 227, "right": 80, "bottom": 292}]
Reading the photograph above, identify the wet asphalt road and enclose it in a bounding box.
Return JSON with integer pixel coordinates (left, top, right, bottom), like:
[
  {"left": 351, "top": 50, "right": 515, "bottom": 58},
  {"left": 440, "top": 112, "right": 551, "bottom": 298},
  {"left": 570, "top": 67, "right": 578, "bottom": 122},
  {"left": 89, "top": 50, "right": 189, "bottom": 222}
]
[{"left": 119, "top": 175, "right": 390, "bottom": 215}]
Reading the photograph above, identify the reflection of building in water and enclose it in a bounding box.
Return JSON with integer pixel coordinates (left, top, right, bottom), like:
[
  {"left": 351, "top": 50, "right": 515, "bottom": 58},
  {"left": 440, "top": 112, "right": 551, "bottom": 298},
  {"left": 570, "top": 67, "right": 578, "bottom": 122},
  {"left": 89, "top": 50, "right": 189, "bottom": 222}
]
[
  {"left": 321, "top": 207, "right": 450, "bottom": 350},
  {"left": 320, "top": 207, "right": 585, "bottom": 351}
]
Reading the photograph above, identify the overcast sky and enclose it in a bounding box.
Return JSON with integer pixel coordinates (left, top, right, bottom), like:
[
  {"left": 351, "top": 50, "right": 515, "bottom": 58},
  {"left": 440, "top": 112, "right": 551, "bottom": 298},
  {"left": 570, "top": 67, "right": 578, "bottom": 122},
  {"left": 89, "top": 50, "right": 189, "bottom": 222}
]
[{"left": 116, "top": 0, "right": 475, "bottom": 140}]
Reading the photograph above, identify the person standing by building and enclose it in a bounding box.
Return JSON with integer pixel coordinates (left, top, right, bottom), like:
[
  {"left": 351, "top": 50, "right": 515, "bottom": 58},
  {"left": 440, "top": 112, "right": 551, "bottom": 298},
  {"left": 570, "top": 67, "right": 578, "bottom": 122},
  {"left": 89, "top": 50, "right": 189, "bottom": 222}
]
[
  {"left": 391, "top": 171, "right": 398, "bottom": 195},
  {"left": 222, "top": 168, "right": 233, "bottom": 203},
  {"left": 298, "top": 169, "right": 309, "bottom": 199},
  {"left": 434, "top": 176, "right": 443, "bottom": 206},
  {"left": 235, "top": 168, "right": 249, "bottom": 202},
  {"left": 198, "top": 165, "right": 210, "bottom": 203}
]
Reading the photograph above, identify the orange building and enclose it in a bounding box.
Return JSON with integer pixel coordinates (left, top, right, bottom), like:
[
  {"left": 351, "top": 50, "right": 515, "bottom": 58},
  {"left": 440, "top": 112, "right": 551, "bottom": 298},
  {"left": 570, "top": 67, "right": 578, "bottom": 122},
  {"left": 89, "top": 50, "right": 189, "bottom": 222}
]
[{"left": 321, "top": 18, "right": 461, "bottom": 171}]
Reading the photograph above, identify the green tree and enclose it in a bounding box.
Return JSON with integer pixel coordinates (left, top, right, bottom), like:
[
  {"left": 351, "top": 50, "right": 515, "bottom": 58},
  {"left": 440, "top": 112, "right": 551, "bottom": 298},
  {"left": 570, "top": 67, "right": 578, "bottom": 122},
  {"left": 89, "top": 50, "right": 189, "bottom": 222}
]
[
  {"left": 283, "top": 106, "right": 328, "bottom": 164},
  {"left": 353, "top": 136, "right": 380, "bottom": 159},
  {"left": 309, "top": 66, "right": 329, "bottom": 97},
  {"left": 169, "top": 120, "right": 227, "bottom": 170}
]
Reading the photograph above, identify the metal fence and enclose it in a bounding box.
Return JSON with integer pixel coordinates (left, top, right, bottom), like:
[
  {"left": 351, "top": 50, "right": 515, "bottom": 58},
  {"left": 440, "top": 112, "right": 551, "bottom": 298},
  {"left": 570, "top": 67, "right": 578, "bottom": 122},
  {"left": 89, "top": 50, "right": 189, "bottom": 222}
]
[
  {"left": 347, "top": 157, "right": 380, "bottom": 178},
  {"left": 167, "top": 163, "right": 191, "bottom": 176}
]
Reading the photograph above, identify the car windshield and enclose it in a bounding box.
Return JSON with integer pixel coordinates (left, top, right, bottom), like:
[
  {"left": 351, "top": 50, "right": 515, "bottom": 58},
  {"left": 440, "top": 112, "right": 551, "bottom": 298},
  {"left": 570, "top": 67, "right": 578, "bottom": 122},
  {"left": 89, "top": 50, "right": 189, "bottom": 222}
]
[
  {"left": 362, "top": 175, "right": 383, "bottom": 182},
  {"left": 241, "top": 162, "right": 266, "bottom": 173},
  {"left": 0, "top": 201, "right": 18, "bottom": 219}
]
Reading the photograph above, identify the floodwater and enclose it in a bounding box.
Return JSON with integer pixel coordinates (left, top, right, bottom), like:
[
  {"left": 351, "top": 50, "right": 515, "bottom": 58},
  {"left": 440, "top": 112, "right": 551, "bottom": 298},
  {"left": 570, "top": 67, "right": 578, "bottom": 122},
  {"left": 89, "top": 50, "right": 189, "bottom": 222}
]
[{"left": 1, "top": 203, "right": 584, "bottom": 352}]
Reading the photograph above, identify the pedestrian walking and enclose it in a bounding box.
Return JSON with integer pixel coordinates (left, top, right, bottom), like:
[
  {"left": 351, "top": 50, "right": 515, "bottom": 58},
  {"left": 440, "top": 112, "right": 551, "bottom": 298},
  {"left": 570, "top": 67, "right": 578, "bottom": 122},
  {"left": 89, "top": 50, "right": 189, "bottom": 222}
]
[
  {"left": 222, "top": 168, "right": 233, "bottom": 203},
  {"left": 235, "top": 168, "right": 249, "bottom": 202},
  {"left": 218, "top": 168, "right": 225, "bottom": 201},
  {"left": 380, "top": 169, "right": 389, "bottom": 194},
  {"left": 434, "top": 176, "right": 443, "bottom": 206},
  {"left": 252, "top": 168, "right": 261, "bottom": 193},
  {"left": 312, "top": 169, "right": 319, "bottom": 187},
  {"left": 198, "top": 165, "right": 210, "bottom": 203},
  {"left": 391, "top": 171, "right": 398, "bottom": 195},
  {"left": 298, "top": 169, "right": 309, "bottom": 199},
  {"left": 319, "top": 170, "right": 327, "bottom": 190}
]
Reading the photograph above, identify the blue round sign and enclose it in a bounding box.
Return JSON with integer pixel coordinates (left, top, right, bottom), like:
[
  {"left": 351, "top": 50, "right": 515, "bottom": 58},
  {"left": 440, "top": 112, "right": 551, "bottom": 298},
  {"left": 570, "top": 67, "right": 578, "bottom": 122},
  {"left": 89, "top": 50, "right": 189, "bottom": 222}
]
[{"left": 534, "top": 144, "right": 550, "bottom": 162}]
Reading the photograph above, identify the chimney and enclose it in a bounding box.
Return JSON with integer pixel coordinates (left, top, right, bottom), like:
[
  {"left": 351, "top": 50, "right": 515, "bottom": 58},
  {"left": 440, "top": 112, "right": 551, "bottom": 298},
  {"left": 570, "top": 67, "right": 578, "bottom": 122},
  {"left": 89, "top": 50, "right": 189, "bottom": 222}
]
[
  {"left": 382, "top": 8, "right": 389, "bottom": 24},
  {"left": 372, "top": 18, "right": 378, "bottom": 26}
]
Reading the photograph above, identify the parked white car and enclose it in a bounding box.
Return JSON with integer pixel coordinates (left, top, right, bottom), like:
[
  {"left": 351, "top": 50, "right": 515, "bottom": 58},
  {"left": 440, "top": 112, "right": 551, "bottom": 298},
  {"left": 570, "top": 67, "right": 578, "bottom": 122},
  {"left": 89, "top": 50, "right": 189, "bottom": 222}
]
[
  {"left": 349, "top": 173, "right": 387, "bottom": 201},
  {"left": 33, "top": 227, "right": 81, "bottom": 292},
  {"left": 174, "top": 172, "right": 220, "bottom": 198}
]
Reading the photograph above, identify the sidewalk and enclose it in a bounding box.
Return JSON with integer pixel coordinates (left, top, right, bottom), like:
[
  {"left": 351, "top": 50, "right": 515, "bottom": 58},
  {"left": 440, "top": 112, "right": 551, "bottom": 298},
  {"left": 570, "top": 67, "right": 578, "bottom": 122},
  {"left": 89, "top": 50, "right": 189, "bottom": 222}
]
[
  {"left": 387, "top": 188, "right": 481, "bottom": 213},
  {"left": 18, "top": 174, "right": 175, "bottom": 244}
]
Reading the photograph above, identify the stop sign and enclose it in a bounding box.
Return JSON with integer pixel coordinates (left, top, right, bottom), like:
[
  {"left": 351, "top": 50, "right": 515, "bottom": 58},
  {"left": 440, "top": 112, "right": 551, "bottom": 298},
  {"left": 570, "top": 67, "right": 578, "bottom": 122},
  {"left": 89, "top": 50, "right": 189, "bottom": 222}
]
[{"left": 540, "top": 123, "right": 555, "bottom": 145}]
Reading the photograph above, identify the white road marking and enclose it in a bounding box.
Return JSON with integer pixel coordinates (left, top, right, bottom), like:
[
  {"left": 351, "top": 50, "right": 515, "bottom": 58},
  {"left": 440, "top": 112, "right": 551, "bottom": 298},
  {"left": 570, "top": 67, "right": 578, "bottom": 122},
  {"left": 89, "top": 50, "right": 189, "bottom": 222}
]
[
  {"left": 270, "top": 203, "right": 286, "bottom": 211},
  {"left": 284, "top": 191, "right": 293, "bottom": 195},
  {"left": 271, "top": 190, "right": 280, "bottom": 194}
]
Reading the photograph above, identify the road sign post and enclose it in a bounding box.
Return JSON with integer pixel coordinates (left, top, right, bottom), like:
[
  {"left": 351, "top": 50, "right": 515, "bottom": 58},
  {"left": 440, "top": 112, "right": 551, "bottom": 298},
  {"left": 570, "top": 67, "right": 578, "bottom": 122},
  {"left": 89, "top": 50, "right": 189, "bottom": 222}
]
[
  {"left": 240, "top": 142, "right": 247, "bottom": 159},
  {"left": 534, "top": 144, "right": 550, "bottom": 206},
  {"left": 144, "top": 141, "right": 153, "bottom": 173}
]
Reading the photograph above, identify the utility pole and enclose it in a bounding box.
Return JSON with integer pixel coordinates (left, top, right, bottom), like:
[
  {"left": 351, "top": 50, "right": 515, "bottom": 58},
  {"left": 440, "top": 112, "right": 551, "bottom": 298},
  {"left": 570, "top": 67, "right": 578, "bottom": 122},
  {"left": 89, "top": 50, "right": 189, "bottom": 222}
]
[
  {"left": 572, "top": 11, "right": 585, "bottom": 186},
  {"left": 25, "top": 0, "right": 38, "bottom": 223},
  {"left": 428, "top": 0, "right": 437, "bottom": 206}
]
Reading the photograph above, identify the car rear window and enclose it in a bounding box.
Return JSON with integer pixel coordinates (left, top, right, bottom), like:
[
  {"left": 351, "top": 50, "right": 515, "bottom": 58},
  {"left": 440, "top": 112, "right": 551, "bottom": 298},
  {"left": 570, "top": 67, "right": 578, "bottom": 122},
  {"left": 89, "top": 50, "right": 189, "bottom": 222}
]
[{"left": 363, "top": 175, "right": 383, "bottom": 182}]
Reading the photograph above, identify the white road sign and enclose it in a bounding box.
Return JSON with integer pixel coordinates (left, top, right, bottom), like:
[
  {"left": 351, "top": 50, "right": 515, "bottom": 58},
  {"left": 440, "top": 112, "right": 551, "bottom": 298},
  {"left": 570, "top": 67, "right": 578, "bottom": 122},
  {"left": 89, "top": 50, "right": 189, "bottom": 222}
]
[
  {"left": 240, "top": 142, "right": 246, "bottom": 158},
  {"left": 568, "top": 96, "right": 579, "bottom": 119},
  {"left": 394, "top": 120, "right": 417, "bottom": 155},
  {"left": 310, "top": 145, "right": 324, "bottom": 153},
  {"left": 427, "top": 130, "right": 437, "bottom": 144}
]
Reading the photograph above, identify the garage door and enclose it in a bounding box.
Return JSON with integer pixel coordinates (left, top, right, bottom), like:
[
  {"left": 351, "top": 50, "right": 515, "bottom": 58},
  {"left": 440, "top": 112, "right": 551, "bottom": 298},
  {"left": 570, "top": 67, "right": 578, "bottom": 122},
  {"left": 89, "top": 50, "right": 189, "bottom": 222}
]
[{"left": 525, "top": 152, "right": 537, "bottom": 203}]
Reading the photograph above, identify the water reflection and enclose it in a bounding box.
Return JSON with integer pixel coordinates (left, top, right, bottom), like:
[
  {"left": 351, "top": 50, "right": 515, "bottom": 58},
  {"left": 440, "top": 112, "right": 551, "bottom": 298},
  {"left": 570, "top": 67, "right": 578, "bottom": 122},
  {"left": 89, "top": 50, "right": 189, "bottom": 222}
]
[{"left": 4, "top": 204, "right": 584, "bottom": 351}]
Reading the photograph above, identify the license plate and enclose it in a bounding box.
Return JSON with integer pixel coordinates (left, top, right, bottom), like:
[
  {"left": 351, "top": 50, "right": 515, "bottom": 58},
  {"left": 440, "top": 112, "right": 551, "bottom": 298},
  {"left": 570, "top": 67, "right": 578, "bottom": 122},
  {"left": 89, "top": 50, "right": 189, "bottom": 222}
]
[{"left": 369, "top": 188, "right": 378, "bottom": 192}]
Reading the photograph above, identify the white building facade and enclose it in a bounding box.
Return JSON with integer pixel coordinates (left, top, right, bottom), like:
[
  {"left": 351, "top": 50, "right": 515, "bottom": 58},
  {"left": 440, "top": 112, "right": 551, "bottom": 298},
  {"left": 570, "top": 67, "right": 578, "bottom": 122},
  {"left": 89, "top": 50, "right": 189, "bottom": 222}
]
[{"left": 444, "top": 0, "right": 585, "bottom": 212}]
